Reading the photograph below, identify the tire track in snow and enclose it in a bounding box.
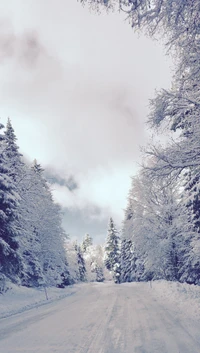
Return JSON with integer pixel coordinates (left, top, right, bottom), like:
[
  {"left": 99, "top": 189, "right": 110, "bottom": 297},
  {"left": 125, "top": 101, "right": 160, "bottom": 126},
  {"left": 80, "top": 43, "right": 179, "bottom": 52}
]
[{"left": 77, "top": 291, "right": 118, "bottom": 353}]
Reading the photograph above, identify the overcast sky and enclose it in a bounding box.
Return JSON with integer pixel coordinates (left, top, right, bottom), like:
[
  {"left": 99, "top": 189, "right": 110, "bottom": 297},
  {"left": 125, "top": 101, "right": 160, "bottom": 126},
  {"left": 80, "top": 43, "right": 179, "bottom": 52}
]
[{"left": 0, "top": 0, "right": 173, "bottom": 243}]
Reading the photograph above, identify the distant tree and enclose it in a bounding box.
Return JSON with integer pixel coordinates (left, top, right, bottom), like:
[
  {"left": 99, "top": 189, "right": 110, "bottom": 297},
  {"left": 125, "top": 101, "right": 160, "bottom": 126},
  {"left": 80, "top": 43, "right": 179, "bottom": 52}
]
[
  {"left": 4, "top": 118, "right": 24, "bottom": 180},
  {"left": 64, "top": 241, "right": 80, "bottom": 283},
  {"left": 91, "top": 245, "right": 105, "bottom": 282},
  {"left": 74, "top": 243, "right": 86, "bottom": 282},
  {"left": 104, "top": 218, "right": 121, "bottom": 282},
  {"left": 94, "top": 264, "right": 104, "bottom": 282},
  {"left": 120, "top": 197, "right": 136, "bottom": 283},
  {"left": 82, "top": 233, "right": 93, "bottom": 253}
]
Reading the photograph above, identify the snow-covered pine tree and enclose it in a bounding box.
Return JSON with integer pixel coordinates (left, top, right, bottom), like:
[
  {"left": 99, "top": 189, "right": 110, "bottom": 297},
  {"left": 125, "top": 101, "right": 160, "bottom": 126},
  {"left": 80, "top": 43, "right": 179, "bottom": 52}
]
[
  {"left": 90, "top": 244, "right": 105, "bottom": 282},
  {"left": 93, "top": 263, "right": 104, "bottom": 282},
  {"left": 0, "top": 122, "right": 22, "bottom": 282},
  {"left": 4, "top": 118, "right": 24, "bottom": 181},
  {"left": 0, "top": 120, "right": 71, "bottom": 288},
  {"left": 120, "top": 238, "right": 135, "bottom": 283},
  {"left": 82, "top": 241, "right": 105, "bottom": 282},
  {"left": 93, "top": 244, "right": 105, "bottom": 282},
  {"left": 82, "top": 233, "right": 93, "bottom": 253},
  {"left": 15, "top": 162, "right": 44, "bottom": 287},
  {"left": 2, "top": 119, "right": 43, "bottom": 287},
  {"left": 25, "top": 159, "right": 69, "bottom": 287},
  {"left": 74, "top": 242, "right": 86, "bottom": 282},
  {"left": 120, "top": 196, "right": 137, "bottom": 283},
  {"left": 104, "top": 217, "right": 121, "bottom": 283},
  {"left": 64, "top": 240, "right": 80, "bottom": 283}
]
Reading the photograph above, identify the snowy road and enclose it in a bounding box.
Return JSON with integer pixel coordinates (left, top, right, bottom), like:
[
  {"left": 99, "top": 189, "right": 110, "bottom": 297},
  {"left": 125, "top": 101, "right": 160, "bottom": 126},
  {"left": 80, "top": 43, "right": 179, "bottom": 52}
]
[{"left": 0, "top": 282, "right": 200, "bottom": 353}]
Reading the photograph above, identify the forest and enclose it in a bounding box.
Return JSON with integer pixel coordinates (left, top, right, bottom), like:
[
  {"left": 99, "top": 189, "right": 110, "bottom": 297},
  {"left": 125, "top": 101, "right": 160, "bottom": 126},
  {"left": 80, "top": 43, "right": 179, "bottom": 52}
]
[
  {"left": 0, "top": 119, "right": 107, "bottom": 291},
  {"left": 84, "top": 0, "right": 200, "bottom": 286}
]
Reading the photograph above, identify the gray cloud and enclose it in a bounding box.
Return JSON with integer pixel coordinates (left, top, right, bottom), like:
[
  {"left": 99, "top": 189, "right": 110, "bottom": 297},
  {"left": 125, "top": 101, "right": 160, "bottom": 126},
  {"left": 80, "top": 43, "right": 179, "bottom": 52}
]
[
  {"left": 44, "top": 168, "right": 78, "bottom": 191},
  {"left": 0, "top": 0, "right": 173, "bottom": 242},
  {"left": 0, "top": 19, "right": 43, "bottom": 68},
  {"left": 62, "top": 206, "right": 112, "bottom": 244}
]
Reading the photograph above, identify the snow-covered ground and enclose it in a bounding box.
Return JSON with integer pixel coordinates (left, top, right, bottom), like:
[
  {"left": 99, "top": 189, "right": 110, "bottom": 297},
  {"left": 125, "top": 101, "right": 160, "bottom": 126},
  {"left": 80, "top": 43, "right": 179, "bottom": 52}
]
[
  {"left": 150, "top": 280, "right": 200, "bottom": 323},
  {"left": 0, "top": 281, "right": 200, "bottom": 352},
  {"left": 0, "top": 282, "right": 83, "bottom": 319}
]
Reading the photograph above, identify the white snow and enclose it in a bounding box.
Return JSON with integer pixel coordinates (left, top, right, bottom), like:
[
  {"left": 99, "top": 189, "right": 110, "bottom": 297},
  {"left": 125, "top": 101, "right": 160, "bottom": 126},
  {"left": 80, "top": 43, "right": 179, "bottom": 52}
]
[
  {"left": 0, "top": 282, "right": 83, "bottom": 319},
  {"left": 0, "top": 281, "right": 200, "bottom": 352},
  {"left": 149, "top": 280, "right": 200, "bottom": 322}
]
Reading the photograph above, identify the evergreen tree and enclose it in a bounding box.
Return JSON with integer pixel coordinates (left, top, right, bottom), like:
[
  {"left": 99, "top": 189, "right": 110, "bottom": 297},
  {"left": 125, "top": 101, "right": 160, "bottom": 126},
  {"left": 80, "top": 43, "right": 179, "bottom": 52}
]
[
  {"left": 121, "top": 238, "right": 136, "bottom": 283},
  {"left": 16, "top": 163, "right": 44, "bottom": 287},
  {"left": 104, "top": 218, "right": 121, "bottom": 282},
  {"left": 3, "top": 119, "right": 43, "bottom": 287},
  {"left": 0, "top": 122, "right": 22, "bottom": 281},
  {"left": 74, "top": 243, "right": 86, "bottom": 282},
  {"left": 93, "top": 245, "right": 105, "bottom": 282},
  {"left": 64, "top": 240, "right": 81, "bottom": 283},
  {"left": 82, "top": 234, "right": 93, "bottom": 253},
  {"left": 120, "top": 197, "right": 136, "bottom": 283},
  {"left": 4, "top": 118, "right": 24, "bottom": 181},
  {"left": 83, "top": 243, "right": 105, "bottom": 282},
  {"left": 94, "top": 263, "right": 104, "bottom": 282},
  {"left": 30, "top": 160, "right": 68, "bottom": 287}
]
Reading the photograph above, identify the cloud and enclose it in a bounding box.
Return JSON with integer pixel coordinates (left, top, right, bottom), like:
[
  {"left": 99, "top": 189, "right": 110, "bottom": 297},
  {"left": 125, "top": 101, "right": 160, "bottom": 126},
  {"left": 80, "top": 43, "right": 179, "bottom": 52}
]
[
  {"left": 52, "top": 163, "right": 136, "bottom": 221},
  {"left": 0, "top": 0, "right": 173, "bottom": 241},
  {"left": 0, "top": 2, "right": 172, "bottom": 175},
  {"left": 0, "top": 18, "right": 45, "bottom": 68},
  {"left": 44, "top": 167, "right": 78, "bottom": 191},
  {"left": 62, "top": 207, "right": 109, "bottom": 244}
]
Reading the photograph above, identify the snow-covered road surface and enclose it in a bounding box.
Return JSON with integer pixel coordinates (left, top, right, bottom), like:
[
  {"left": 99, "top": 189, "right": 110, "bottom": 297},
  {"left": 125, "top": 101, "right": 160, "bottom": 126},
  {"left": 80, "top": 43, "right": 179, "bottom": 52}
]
[{"left": 0, "top": 282, "right": 200, "bottom": 353}]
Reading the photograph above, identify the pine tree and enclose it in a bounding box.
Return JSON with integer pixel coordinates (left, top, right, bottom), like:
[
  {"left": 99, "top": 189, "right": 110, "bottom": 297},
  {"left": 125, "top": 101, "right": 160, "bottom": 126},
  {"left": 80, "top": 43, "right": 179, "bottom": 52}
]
[
  {"left": 74, "top": 243, "right": 86, "bottom": 282},
  {"left": 121, "top": 238, "right": 136, "bottom": 283},
  {"left": 82, "top": 234, "right": 93, "bottom": 253},
  {"left": 16, "top": 163, "right": 44, "bottom": 287},
  {"left": 120, "top": 196, "right": 137, "bottom": 283},
  {"left": 2, "top": 119, "right": 43, "bottom": 287},
  {"left": 4, "top": 118, "right": 24, "bottom": 181},
  {"left": 30, "top": 160, "right": 68, "bottom": 287},
  {"left": 94, "top": 263, "right": 104, "bottom": 282},
  {"left": 104, "top": 218, "right": 121, "bottom": 283},
  {"left": 64, "top": 240, "right": 80, "bottom": 283},
  {"left": 93, "top": 245, "right": 105, "bottom": 282},
  {"left": 0, "top": 122, "right": 22, "bottom": 281}
]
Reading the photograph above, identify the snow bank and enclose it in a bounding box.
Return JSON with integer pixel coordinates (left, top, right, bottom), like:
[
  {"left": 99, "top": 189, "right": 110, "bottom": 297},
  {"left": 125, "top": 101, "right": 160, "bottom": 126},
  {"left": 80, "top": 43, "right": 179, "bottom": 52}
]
[
  {"left": 0, "top": 283, "right": 81, "bottom": 319},
  {"left": 150, "top": 280, "right": 200, "bottom": 322}
]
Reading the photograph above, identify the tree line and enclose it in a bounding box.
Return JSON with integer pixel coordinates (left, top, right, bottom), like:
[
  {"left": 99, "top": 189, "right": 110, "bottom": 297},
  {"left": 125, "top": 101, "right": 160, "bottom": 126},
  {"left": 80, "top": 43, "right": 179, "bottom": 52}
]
[
  {"left": 0, "top": 118, "right": 72, "bottom": 289},
  {"left": 0, "top": 119, "right": 106, "bottom": 292},
  {"left": 84, "top": 0, "right": 200, "bottom": 286}
]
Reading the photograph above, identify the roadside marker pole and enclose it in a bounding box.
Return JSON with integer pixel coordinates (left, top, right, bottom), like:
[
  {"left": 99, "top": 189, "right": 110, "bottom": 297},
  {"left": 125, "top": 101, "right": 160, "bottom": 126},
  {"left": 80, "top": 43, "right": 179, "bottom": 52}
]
[{"left": 44, "top": 286, "right": 49, "bottom": 300}]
